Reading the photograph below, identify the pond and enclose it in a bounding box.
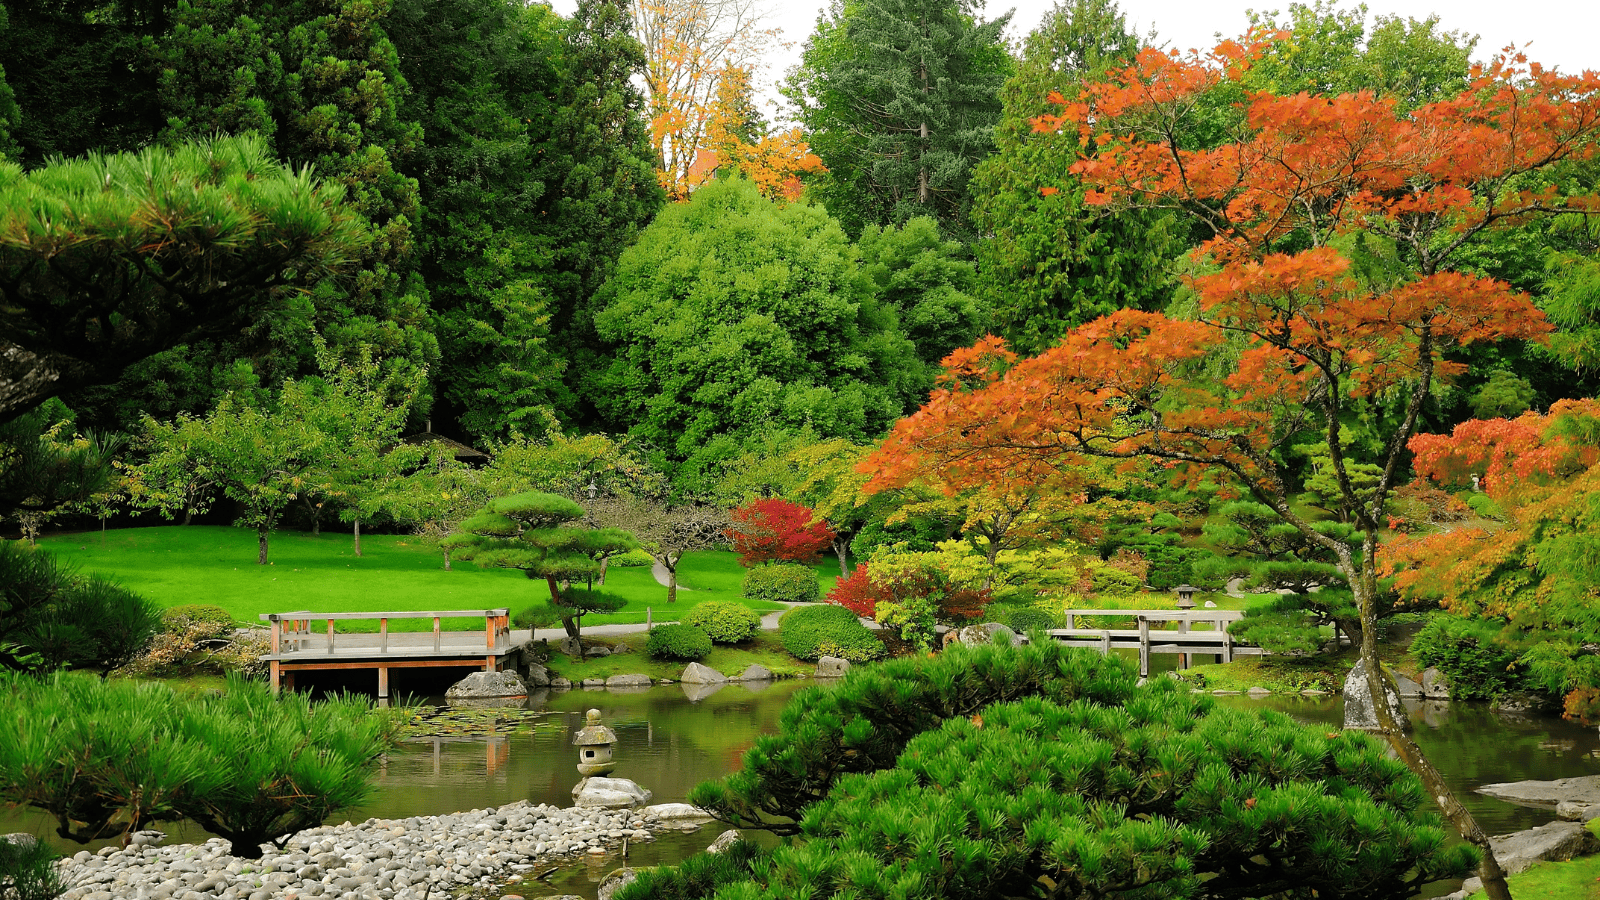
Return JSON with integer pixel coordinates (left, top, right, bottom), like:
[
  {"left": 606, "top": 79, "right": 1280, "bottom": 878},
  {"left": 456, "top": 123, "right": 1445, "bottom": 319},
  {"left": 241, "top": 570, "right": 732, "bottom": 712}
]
[{"left": 7, "top": 673, "right": 1600, "bottom": 898}]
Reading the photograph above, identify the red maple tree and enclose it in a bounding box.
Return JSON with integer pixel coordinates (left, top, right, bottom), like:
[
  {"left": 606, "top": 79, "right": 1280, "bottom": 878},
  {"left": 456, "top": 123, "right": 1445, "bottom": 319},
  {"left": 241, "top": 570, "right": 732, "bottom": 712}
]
[
  {"left": 726, "top": 498, "right": 836, "bottom": 567},
  {"left": 863, "top": 38, "right": 1600, "bottom": 900}
]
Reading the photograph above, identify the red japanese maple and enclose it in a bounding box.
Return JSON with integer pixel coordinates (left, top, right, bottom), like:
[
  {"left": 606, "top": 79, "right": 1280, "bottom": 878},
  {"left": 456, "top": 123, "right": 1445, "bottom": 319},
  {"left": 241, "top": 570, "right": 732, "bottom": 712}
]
[{"left": 726, "top": 498, "right": 836, "bottom": 567}]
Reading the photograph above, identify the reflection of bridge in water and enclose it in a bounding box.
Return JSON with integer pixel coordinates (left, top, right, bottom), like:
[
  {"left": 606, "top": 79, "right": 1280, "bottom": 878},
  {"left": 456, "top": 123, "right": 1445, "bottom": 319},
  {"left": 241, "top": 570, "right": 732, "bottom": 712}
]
[
  {"left": 259, "top": 609, "right": 526, "bottom": 701},
  {"left": 1029, "top": 609, "right": 1262, "bottom": 677}
]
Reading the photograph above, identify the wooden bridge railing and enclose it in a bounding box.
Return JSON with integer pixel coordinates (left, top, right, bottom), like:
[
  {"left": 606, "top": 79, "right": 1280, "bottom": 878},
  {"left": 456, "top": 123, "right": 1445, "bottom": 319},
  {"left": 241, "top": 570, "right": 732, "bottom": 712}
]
[{"left": 258, "top": 608, "right": 512, "bottom": 657}]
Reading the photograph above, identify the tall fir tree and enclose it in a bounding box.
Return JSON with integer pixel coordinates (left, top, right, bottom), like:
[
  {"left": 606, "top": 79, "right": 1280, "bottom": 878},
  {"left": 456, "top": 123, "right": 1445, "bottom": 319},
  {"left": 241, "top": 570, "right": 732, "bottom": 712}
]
[
  {"left": 968, "top": 0, "right": 1183, "bottom": 355},
  {"left": 783, "top": 0, "right": 1011, "bottom": 240}
]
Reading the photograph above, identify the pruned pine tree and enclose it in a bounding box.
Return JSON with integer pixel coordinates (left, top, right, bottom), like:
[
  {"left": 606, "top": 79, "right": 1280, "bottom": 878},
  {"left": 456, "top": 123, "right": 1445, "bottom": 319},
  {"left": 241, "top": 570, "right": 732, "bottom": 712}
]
[{"left": 451, "top": 491, "right": 637, "bottom": 643}]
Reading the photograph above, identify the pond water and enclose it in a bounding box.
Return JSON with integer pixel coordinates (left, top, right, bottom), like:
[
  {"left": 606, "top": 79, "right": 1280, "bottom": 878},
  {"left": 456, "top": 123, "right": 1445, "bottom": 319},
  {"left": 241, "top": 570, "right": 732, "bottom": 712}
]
[{"left": 7, "top": 672, "right": 1600, "bottom": 898}]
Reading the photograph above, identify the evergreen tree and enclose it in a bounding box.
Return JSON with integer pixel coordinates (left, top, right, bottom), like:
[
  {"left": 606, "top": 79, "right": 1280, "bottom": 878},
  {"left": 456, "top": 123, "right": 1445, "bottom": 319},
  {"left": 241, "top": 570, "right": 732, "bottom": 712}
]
[
  {"left": 969, "top": 0, "right": 1183, "bottom": 355},
  {"left": 783, "top": 0, "right": 1011, "bottom": 239}
]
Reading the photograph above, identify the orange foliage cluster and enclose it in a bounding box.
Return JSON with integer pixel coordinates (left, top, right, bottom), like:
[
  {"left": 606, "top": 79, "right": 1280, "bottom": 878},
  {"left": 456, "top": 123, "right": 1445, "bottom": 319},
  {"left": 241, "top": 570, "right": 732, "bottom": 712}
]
[{"left": 1408, "top": 399, "right": 1600, "bottom": 497}]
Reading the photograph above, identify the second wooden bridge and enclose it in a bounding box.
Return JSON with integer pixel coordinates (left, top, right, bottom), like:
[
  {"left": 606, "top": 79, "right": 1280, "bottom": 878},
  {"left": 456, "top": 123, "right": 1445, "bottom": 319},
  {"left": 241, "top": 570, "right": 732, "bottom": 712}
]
[{"left": 1031, "top": 609, "right": 1259, "bottom": 677}]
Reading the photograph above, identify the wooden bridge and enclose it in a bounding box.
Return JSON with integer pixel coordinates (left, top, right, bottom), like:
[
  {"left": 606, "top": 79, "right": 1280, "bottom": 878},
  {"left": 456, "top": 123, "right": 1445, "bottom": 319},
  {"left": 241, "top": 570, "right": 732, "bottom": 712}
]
[
  {"left": 259, "top": 609, "right": 525, "bottom": 700},
  {"left": 1028, "top": 609, "right": 1260, "bottom": 677}
]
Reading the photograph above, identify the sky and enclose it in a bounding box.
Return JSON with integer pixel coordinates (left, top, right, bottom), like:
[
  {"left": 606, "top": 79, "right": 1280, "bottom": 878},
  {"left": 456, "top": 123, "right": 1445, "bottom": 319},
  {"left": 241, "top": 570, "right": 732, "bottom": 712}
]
[{"left": 546, "top": 0, "right": 1600, "bottom": 121}]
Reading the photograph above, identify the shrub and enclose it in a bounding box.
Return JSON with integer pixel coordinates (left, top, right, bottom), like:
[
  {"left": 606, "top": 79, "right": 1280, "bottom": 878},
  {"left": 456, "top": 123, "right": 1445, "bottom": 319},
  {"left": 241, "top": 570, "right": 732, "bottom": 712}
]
[
  {"left": 0, "top": 834, "right": 68, "bottom": 900},
  {"left": 815, "top": 640, "right": 885, "bottom": 663},
  {"left": 1411, "top": 615, "right": 1524, "bottom": 700},
  {"left": 780, "top": 604, "right": 882, "bottom": 661},
  {"left": 0, "top": 543, "right": 163, "bottom": 676},
  {"left": 683, "top": 601, "right": 762, "bottom": 644},
  {"left": 743, "top": 563, "right": 821, "bottom": 603},
  {"left": 1006, "top": 607, "right": 1059, "bottom": 633},
  {"left": 646, "top": 623, "right": 713, "bottom": 661},
  {"left": 826, "top": 564, "right": 885, "bottom": 617},
  {"left": 161, "top": 604, "right": 237, "bottom": 639},
  {"left": 1089, "top": 564, "right": 1142, "bottom": 596},
  {"left": 610, "top": 548, "right": 656, "bottom": 568},
  {"left": 728, "top": 499, "right": 835, "bottom": 566}
]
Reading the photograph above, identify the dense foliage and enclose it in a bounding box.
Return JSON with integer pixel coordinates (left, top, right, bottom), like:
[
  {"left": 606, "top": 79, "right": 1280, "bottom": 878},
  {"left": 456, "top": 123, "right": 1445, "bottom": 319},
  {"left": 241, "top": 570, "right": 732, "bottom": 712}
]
[
  {"left": 1410, "top": 616, "right": 1525, "bottom": 701},
  {"left": 623, "top": 641, "right": 1473, "bottom": 900},
  {"left": 728, "top": 498, "right": 836, "bottom": 567},
  {"left": 645, "top": 622, "right": 714, "bottom": 661},
  {"left": 682, "top": 600, "right": 762, "bottom": 643},
  {"left": 740, "top": 563, "right": 822, "bottom": 603},
  {"left": 778, "top": 604, "right": 881, "bottom": 662},
  {"left": 0, "top": 672, "right": 403, "bottom": 856},
  {"left": 0, "top": 542, "right": 162, "bottom": 675}
]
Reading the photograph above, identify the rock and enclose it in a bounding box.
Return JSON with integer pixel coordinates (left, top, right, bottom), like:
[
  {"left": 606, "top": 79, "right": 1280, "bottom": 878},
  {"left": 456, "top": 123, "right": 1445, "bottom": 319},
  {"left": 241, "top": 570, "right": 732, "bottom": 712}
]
[
  {"left": 705, "top": 829, "right": 742, "bottom": 855},
  {"left": 1556, "top": 800, "right": 1600, "bottom": 822},
  {"left": 585, "top": 646, "right": 612, "bottom": 658},
  {"left": 557, "top": 636, "right": 584, "bottom": 658},
  {"left": 1203, "top": 600, "right": 1218, "bottom": 608},
  {"left": 816, "top": 656, "right": 850, "bottom": 677},
  {"left": 1479, "top": 775, "right": 1600, "bottom": 808},
  {"left": 581, "top": 678, "right": 606, "bottom": 688},
  {"left": 550, "top": 677, "right": 573, "bottom": 689},
  {"left": 1391, "top": 671, "right": 1423, "bottom": 698},
  {"left": 734, "top": 664, "right": 772, "bottom": 681},
  {"left": 606, "top": 674, "right": 652, "bottom": 688},
  {"left": 1493, "top": 691, "right": 1559, "bottom": 716},
  {"left": 522, "top": 663, "right": 551, "bottom": 688},
  {"left": 445, "top": 670, "right": 528, "bottom": 700},
  {"left": 0, "top": 833, "right": 36, "bottom": 850},
  {"left": 128, "top": 830, "right": 166, "bottom": 847},
  {"left": 950, "top": 622, "right": 1020, "bottom": 648},
  {"left": 680, "top": 662, "right": 728, "bottom": 685},
  {"left": 1246, "top": 687, "right": 1271, "bottom": 696},
  {"left": 644, "top": 803, "right": 713, "bottom": 821},
  {"left": 1421, "top": 667, "right": 1450, "bottom": 700},
  {"left": 1457, "top": 820, "right": 1600, "bottom": 893},
  {"left": 680, "top": 681, "right": 726, "bottom": 702},
  {"left": 1342, "top": 659, "right": 1410, "bottom": 732},
  {"left": 572, "top": 777, "right": 653, "bottom": 810},
  {"left": 597, "top": 867, "right": 639, "bottom": 900}
]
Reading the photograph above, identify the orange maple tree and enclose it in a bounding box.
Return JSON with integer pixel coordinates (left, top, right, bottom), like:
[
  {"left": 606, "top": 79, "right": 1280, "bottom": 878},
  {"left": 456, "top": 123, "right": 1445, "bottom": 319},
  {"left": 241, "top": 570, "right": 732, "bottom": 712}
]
[
  {"left": 700, "top": 65, "right": 826, "bottom": 200},
  {"left": 864, "top": 37, "right": 1600, "bottom": 900}
]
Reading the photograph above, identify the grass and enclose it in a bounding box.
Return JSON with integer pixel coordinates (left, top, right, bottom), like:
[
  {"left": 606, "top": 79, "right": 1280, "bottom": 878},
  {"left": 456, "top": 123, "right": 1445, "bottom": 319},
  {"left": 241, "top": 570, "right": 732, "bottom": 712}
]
[
  {"left": 539, "top": 631, "right": 813, "bottom": 680},
  {"left": 1467, "top": 847, "right": 1600, "bottom": 899},
  {"left": 39, "top": 525, "right": 828, "bottom": 632}
]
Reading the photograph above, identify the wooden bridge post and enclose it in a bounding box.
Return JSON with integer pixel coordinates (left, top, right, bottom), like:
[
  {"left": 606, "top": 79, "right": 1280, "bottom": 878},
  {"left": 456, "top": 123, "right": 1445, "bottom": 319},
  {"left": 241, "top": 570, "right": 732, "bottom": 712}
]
[
  {"left": 1179, "top": 615, "right": 1190, "bottom": 670},
  {"left": 380, "top": 617, "right": 389, "bottom": 653},
  {"left": 378, "top": 666, "right": 389, "bottom": 702},
  {"left": 327, "top": 618, "right": 336, "bottom": 653},
  {"left": 1138, "top": 617, "right": 1150, "bottom": 678},
  {"left": 433, "top": 617, "right": 442, "bottom": 652}
]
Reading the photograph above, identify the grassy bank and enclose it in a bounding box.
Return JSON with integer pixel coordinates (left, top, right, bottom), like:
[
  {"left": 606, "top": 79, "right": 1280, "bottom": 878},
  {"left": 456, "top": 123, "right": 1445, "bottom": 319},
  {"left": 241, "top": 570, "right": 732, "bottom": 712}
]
[
  {"left": 538, "top": 632, "right": 813, "bottom": 681},
  {"left": 40, "top": 526, "right": 833, "bottom": 632}
]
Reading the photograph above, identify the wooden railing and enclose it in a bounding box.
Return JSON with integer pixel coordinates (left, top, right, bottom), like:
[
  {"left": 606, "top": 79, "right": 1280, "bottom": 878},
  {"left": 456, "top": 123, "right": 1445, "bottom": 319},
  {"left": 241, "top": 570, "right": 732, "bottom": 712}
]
[{"left": 259, "top": 609, "right": 511, "bottom": 657}]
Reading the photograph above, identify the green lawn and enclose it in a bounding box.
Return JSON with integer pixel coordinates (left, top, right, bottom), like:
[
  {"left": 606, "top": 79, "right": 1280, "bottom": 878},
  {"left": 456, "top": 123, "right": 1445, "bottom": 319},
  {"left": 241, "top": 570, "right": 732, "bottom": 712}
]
[{"left": 40, "top": 526, "right": 830, "bottom": 632}]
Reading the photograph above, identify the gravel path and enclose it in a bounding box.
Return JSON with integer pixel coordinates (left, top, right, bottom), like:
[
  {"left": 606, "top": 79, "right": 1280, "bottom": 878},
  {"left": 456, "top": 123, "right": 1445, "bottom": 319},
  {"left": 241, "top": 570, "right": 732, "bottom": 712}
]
[{"left": 54, "top": 801, "right": 681, "bottom": 900}]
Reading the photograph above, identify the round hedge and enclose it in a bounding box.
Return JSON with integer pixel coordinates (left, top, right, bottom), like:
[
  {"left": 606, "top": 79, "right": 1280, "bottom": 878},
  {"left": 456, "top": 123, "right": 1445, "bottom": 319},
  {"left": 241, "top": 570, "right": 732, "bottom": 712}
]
[
  {"left": 646, "top": 623, "right": 713, "bottom": 661},
  {"left": 742, "top": 563, "right": 821, "bottom": 603},
  {"left": 160, "top": 605, "right": 236, "bottom": 639},
  {"left": 780, "top": 604, "right": 882, "bottom": 662},
  {"left": 682, "top": 601, "right": 762, "bottom": 644},
  {"left": 1006, "top": 607, "right": 1059, "bottom": 633}
]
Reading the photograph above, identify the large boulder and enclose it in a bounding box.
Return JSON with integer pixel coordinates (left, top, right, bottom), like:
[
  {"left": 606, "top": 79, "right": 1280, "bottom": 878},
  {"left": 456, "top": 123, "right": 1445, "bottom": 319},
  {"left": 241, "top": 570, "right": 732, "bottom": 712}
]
[
  {"left": 1493, "top": 691, "right": 1560, "bottom": 716},
  {"left": 680, "top": 662, "right": 728, "bottom": 685},
  {"left": 445, "top": 670, "right": 528, "bottom": 700},
  {"left": 572, "top": 776, "right": 653, "bottom": 809},
  {"left": 1391, "top": 671, "right": 1423, "bottom": 698},
  {"left": 1479, "top": 775, "right": 1600, "bottom": 809},
  {"left": 816, "top": 656, "right": 850, "bottom": 677},
  {"left": 1421, "top": 667, "right": 1450, "bottom": 700},
  {"left": 558, "top": 636, "right": 584, "bottom": 658},
  {"left": 948, "top": 622, "right": 1021, "bottom": 648},
  {"left": 706, "top": 829, "right": 742, "bottom": 854},
  {"left": 734, "top": 664, "right": 773, "bottom": 682},
  {"left": 1458, "top": 821, "right": 1600, "bottom": 894},
  {"left": 1342, "top": 659, "right": 1410, "bottom": 732},
  {"left": 522, "top": 662, "right": 551, "bottom": 687},
  {"left": 598, "top": 867, "right": 639, "bottom": 900},
  {"left": 644, "top": 803, "right": 713, "bottom": 821}
]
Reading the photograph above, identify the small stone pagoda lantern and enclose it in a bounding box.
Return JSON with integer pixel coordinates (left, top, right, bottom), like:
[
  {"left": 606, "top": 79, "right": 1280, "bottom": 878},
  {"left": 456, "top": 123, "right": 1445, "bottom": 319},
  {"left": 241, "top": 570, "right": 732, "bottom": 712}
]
[
  {"left": 573, "top": 708, "right": 618, "bottom": 777},
  {"left": 1174, "top": 584, "right": 1198, "bottom": 610}
]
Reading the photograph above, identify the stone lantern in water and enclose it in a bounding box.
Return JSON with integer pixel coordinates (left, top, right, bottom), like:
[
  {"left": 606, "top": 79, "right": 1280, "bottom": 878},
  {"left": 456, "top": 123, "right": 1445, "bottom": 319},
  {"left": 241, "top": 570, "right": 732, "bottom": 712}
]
[{"left": 573, "top": 709, "right": 618, "bottom": 776}]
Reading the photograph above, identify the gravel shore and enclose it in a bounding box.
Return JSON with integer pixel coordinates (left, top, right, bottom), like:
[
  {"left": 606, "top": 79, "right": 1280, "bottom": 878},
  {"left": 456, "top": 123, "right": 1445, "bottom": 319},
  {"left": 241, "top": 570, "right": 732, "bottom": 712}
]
[{"left": 54, "top": 801, "right": 673, "bottom": 900}]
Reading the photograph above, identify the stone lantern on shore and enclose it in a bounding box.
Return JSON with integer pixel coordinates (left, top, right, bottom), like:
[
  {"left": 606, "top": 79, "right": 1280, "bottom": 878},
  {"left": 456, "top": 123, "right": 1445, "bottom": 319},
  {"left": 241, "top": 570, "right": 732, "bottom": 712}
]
[
  {"left": 1174, "top": 584, "right": 1198, "bottom": 610},
  {"left": 573, "top": 709, "right": 618, "bottom": 776}
]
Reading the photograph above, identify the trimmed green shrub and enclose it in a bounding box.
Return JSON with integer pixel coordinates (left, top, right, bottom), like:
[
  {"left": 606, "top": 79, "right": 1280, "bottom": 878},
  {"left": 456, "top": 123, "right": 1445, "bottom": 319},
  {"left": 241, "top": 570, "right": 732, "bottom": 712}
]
[
  {"left": 646, "top": 623, "right": 713, "bottom": 661},
  {"left": 161, "top": 604, "right": 236, "bottom": 638},
  {"left": 683, "top": 601, "right": 762, "bottom": 644},
  {"left": 743, "top": 563, "right": 821, "bottom": 603},
  {"left": 1005, "top": 607, "right": 1059, "bottom": 633},
  {"left": 611, "top": 548, "right": 657, "bottom": 568},
  {"left": 780, "top": 604, "right": 882, "bottom": 662},
  {"left": 1412, "top": 615, "right": 1524, "bottom": 700}
]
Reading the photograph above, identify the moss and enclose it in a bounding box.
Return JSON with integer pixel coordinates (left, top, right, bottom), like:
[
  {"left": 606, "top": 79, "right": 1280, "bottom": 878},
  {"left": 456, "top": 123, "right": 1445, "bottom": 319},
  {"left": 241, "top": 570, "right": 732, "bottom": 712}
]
[{"left": 1465, "top": 852, "right": 1600, "bottom": 899}]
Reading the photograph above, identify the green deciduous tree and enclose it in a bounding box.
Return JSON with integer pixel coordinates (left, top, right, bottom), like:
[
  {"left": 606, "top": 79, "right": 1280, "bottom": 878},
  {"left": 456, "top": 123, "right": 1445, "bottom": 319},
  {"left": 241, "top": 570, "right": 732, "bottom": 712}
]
[
  {"left": 451, "top": 491, "right": 637, "bottom": 642},
  {"left": 969, "top": 0, "right": 1183, "bottom": 355},
  {"left": 0, "top": 135, "right": 364, "bottom": 426},
  {"left": 591, "top": 176, "right": 921, "bottom": 488},
  {"left": 783, "top": 0, "right": 1011, "bottom": 239},
  {"left": 855, "top": 216, "right": 989, "bottom": 372},
  {"left": 633, "top": 641, "right": 1473, "bottom": 899}
]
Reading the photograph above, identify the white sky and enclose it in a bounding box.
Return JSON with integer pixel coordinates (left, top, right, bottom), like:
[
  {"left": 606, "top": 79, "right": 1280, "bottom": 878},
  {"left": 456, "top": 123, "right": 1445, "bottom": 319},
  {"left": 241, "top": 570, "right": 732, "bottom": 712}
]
[{"left": 546, "top": 0, "right": 1600, "bottom": 121}]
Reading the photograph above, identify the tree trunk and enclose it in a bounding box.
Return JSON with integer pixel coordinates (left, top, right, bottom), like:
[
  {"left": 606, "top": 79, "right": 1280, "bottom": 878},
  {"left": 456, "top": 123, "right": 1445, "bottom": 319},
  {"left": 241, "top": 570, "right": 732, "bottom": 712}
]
[
  {"left": 833, "top": 537, "right": 851, "bottom": 580},
  {"left": 598, "top": 556, "right": 609, "bottom": 586},
  {"left": 667, "top": 566, "right": 679, "bottom": 604},
  {"left": 918, "top": 53, "right": 929, "bottom": 205},
  {"left": 353, "top": 518, "right": 362, "bottom": 557},
  {"left": 181, "top": 507, "right": 194, "bottom": 526},
  {"left": 561, "top": 615, "right": 580, "bottom": 641},
  {"left": 442, "top": 548, "right": 452, "bottom": 571},
  {"left": 303, "top": 497, "right": 321, "bottom": 536},
  {"left": 101, "top": 514, "right": 107, "bottom": 545},
  {"left": 257, "top": 528, "right": 270, "bottom": 565},
  {"left": 1353, "top": 581, "right": 1514, "bottom": 900}
]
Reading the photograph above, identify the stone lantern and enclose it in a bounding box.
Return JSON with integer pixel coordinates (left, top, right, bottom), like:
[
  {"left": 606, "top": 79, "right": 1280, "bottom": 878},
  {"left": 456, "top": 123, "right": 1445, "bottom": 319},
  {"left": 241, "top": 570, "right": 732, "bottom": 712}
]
[
  {"left": 1174, "top": 584, "right": 1198, "bottom": 610},
  {"left": 573, "top": 708, "right": 618, "bottom": 776}
]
